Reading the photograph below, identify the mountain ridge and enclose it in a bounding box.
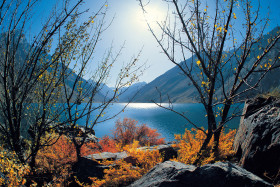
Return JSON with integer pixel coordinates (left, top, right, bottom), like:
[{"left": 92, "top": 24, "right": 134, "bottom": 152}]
[{"left": 132, "top": 27, "right": 280, "bottom": 103}]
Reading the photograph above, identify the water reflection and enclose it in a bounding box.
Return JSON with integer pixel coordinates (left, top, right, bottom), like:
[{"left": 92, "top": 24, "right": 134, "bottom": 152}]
[{"left": 127, "top": 103, "right": 158, "bottom": 109}]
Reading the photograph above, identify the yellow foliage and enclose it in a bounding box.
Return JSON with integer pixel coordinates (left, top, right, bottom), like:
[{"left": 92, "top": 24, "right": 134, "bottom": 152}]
[
  {"left": 0, "top": 146, "right": 29, "bottom": 186},
  {"left": 173, "top": 128, "right": 236, "bottom": 166},
  {"left": 123, "top": 141, "right": 163, "bottom": 173}
]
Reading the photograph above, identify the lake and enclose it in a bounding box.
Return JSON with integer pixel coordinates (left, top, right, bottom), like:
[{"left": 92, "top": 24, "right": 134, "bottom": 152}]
[{"left": 92, "top": 103, "right": 243, "bottom": 142}]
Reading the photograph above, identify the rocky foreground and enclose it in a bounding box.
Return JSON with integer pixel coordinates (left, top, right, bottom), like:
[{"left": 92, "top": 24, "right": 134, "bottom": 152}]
[{"left": 129, "top": 161, "right": 272, "bottom": 187}]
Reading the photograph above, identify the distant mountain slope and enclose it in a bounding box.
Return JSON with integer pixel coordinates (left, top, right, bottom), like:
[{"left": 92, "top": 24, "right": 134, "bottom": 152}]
[
  {"left": 134, "top": 27, "right": 280, "bottom": 103},
  {"left": 118, "top": 82, "right": 147, "bottom": 102},
  {"left": 0, "top": 32, "right": 106, "bottom": 102},
  {"left": 133, "top": 62, "right": 196, "bottom": 103},
  {"left": 62, "top": 68, "right": 106, "bottom": 103}
]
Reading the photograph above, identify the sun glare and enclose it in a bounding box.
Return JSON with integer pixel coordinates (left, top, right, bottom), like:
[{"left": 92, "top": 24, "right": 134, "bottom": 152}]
[
  {"left": 135, "top": 3, "right": 167, "bottom": 28},
  {"left": 128, "top": 103, "right": 158, "bottom": 109}
]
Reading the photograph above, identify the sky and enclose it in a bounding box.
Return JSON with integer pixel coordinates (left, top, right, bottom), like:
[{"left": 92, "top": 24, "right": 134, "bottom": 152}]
[{"left": 27, "top": 0, "right": 280, "bottom": 87}]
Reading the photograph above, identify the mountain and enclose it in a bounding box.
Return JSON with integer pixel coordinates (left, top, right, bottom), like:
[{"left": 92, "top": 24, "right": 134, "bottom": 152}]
[
  {"left": 62, "top": 68, "right": 106, "bottom": 103},
  {"left": 133, "top": 62, "right": 197, "bottom": 103},
  {"left": 0, "top": 31, "right": 107, "bottom": 102},
  {"left": 118, "top": 82, "right": 147, "bottom": 102},
  {"left": 85, "top": 80, "right": 148, "bottom": 103},
  {"left": 134, "top": 27, "right": 280, "bottom": 103}
]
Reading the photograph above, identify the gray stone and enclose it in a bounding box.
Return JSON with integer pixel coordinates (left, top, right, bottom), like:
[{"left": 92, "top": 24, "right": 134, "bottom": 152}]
[
  {"left": 234, "top": 96, "right": 280, "bottom": 184},
  {"left": 129, "top": 161, "right": 273, "bottom": 187},
  {"left": 85, "top": 151, "right": 128, "bottom": 161}
]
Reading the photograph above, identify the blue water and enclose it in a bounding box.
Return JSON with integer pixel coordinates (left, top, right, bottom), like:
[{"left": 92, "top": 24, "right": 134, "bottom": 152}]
[{"left": 91, "top": 103, "right": 243, "bottom": 142}]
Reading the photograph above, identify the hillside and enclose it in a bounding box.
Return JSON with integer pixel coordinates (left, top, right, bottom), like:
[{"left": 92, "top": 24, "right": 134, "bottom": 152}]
[
  {"left": 0, "top": 32, "right": 107, "bottom": 103},
  {"left": 118, "top": 82, "right": 147, "bottom": 102},
  {"left": 133, "top": 27, "right": 280, "bottom": 103}
]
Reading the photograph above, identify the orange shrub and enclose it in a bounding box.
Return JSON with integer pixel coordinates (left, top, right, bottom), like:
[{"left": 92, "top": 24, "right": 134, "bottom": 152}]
[
  {"left": 81, "top": 136, "right": 118, "bottom": 156},
  {"left": 173, "top": 128, "right": 236, "bottom": 166},
  {"left": 35, "top": 133, "right": 77, "bottom": 185},
  {"left": 113, "top": 118, "right": 165, "bottom": 147}
]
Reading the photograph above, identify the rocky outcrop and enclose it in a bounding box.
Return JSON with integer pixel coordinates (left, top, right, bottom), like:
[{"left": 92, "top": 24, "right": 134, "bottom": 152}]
[
  {"left": 129, "top": 161, "right": 273, "bottom": 187},
  {"left": 233, "top": 96, "right": 280, "bottom": 184}
]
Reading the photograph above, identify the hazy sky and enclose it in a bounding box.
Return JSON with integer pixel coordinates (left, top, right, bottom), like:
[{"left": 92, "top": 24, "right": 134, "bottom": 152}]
[{"left": 30, "top": 0, "right": 280, "bottom": 87}]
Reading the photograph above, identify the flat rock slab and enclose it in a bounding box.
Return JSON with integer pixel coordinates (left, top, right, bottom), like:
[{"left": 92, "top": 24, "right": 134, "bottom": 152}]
[
  {"left": 129, "top": 161, "right": 273, "bottom": 187},
  {"left": 85, "top": 151, "right": 128, "bottom": 161}
]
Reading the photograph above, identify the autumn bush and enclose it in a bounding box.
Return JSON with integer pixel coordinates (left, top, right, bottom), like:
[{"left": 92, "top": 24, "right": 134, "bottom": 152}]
[
  {"left": 113, "top": 118, "right": 165, "bottom": 147},
  {"left": 81, "top": 135, "right": 118, "bottom": 156},
  {"left": 0, "top": 146, "right": 29, "bottom": 186},
  {"left": 173, "top": 128, "right": 236, "bottom": 166},
  {"left": 73, "top": 119, "right": 166, "bottom": 186},
  {"left": 81, "top": 118, "right": 165, "bottom": 157},
  {"left": 35, "top": 133, "right": 77, "bottom": 186}
]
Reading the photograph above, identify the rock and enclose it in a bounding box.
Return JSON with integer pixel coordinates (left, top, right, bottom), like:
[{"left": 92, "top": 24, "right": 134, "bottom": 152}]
[
  {"left": 138, "top": 144, "right": 178, "bottom": 161},
  {"left": 233, "top": 96, "right": 280, "bottom": 184},
  {"left": 129, "top": 161, "right": 273, "bottom": 187},
  {"left": 71, "top": 157, "right": 110, "bottom": 185},
  {"left": 85, "top": 151, "right": 128, "bottom": 161}
]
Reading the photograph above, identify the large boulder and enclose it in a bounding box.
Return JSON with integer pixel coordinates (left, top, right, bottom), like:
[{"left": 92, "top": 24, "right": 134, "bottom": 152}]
[
  {"left": 233, "top": 96, "right": 280, "bottom": 184},
  {"left": 129, "top": 161, "right": 272, "bottom": 187}
]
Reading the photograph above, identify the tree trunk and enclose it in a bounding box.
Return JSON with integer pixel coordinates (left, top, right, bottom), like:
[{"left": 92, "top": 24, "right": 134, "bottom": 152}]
[
  {"left": 213, "top": 102, "right": 231, "bottom": 153},
  {"left": 13, "top": 136, "right": 25, "bottom": 164},
  {"left": 193, "top": 131, "right": 213, "bottom": 165},
  {"left": 213, "top": 127, "right": 222, "bottom": 156},
  {"left": 193, "top": 110, "right": 216, "bottom": 165},
  {"left": 76, "top": 145, "right": 82, "bottom": 163}
]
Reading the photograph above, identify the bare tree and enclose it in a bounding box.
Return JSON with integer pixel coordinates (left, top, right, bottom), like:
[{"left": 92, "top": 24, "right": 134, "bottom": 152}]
[
  {"left": 0, "top": 0, "right": 142, "bottom": 174},
  {"left": 139, "top": 0, "right": 280, "bottom": 164},
  {"left": 0, "top": 0, "right": 86, "bottom": 167}
]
